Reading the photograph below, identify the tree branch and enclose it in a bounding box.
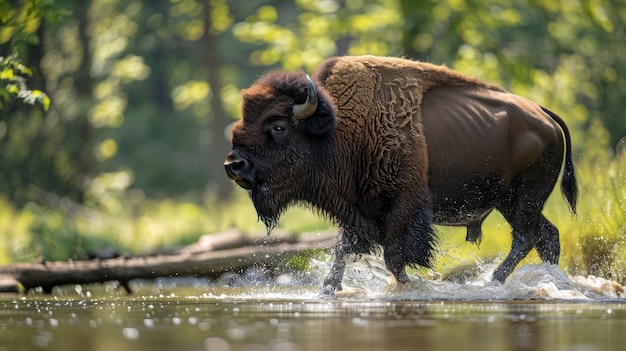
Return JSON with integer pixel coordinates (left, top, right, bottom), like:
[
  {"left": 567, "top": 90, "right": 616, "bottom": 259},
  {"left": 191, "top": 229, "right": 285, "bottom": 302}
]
[{"left": 0, "top": 230, "right": 336, "bottom": 294}]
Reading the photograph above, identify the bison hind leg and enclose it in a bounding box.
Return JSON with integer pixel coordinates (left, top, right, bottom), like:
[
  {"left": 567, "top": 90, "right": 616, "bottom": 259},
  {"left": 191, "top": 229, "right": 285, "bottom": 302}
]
[{"left": 535, "top": 215, "right": 560, "bottom": 264}]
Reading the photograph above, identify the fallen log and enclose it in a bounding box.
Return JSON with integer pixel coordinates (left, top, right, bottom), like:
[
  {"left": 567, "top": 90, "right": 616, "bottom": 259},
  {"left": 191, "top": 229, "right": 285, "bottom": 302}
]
[{"left": 0, "top": 230, "right": 336, "bottom": 294}]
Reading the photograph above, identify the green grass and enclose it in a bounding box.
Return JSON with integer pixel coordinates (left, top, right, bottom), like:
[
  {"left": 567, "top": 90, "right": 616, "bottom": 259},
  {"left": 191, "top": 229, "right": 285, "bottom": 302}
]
[
  {"left": 0, "top": 150, "right": 624, "bottom": 283},
  {"left": 0, "top": 190, "right": 334, "bottom": 263},
  {"left": 559, "top": 148, "right": 626, "bottom": 282}
]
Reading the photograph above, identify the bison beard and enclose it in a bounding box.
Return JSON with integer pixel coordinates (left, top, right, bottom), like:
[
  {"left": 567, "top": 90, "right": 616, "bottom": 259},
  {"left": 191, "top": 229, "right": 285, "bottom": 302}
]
[
  {"left": 225, "top": 55, "right": 577, "bottom": 296},
  {"left": 250, "top": 184, "right": 281, "bottom": 234},
  {"left": 247, "top": 163, "right": 308, "bottom": 235}
]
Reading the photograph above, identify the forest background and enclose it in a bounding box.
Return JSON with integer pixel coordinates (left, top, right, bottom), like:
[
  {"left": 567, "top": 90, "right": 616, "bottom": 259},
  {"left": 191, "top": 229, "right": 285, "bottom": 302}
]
[{"left": 1, "top": 0, "right": 625, "bottom": 282}]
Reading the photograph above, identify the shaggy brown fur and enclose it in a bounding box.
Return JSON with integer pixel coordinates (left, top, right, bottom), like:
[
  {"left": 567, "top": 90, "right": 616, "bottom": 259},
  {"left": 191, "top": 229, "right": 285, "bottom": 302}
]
[
  {"left": 225, "top": 55, "right": 577, "bottom": 295},
  {"left": 314, "top": 55, "right": 504, "bottom": 208}
]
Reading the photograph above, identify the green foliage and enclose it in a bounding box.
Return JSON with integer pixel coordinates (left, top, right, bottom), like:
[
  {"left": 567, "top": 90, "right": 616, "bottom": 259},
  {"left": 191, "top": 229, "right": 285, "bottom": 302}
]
[
  {"left": 0, "top": 53, "right": 50, "bottom": 111},
  {"left": 233, "top": 0, "right": 403, "bottom": 71},
  {"left": 283, "top": 248, "right": 328, "bottom": 272},
  {"left": 401, "top": 0, "right": 626, "bottom": 149},
  {"left": 0, "top": 0, "right": 79, "bottom": 204},
  {"left": 0, "top": 0, "right": 69, "bottom": 112},
  {"left": 0, "top": 189, "right": 333, "bottom": 264},
  {"left": 1, "top": 0, "right": 47, "bottom": 46},
  {"left": 564, "top": 137, "right": 626, "bottom": 282}
]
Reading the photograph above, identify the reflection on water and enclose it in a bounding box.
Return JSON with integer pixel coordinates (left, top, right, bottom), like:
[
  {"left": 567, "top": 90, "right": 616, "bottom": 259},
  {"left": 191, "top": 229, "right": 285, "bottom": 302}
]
[
  {"left": 1, "top": 293, "right": 625, "bottom": 351},
  {"left": 0, "top": 259, "right": 625, "bottom": 351}
]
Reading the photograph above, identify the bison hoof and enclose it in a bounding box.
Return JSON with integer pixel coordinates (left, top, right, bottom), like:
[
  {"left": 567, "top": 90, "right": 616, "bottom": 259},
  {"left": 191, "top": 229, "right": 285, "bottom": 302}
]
[
  {"left": 319, "top": 285, "right": 340, "bottom": 298},
  {"left": 492, "top": 271, "right": 508, "bottom": 284}
]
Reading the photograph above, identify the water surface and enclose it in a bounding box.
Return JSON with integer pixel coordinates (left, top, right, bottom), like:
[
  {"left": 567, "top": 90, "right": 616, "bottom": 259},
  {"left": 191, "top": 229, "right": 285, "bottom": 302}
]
[{"left": 1, "top": 259, "right": 624, "bottom": 351}]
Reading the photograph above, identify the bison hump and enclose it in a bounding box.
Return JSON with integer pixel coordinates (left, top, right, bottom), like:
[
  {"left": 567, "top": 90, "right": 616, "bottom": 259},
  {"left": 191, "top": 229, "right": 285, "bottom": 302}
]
[{"left": 316, "top": 56, "right": 432, "bottom": 198}]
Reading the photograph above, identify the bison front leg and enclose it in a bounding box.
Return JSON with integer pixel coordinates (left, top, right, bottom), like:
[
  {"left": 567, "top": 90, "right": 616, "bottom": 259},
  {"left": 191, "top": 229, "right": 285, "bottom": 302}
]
[
  {"left": 320, "top": 228, "right": 350, "bottom": 296},
  {"left": 384, "top": 206, "right": 437, "bottom": 286},
  {"left": 383, "top": 242, "right": 411, "bottom": 284},
  {"left": 320, "top": 223, "right": 381, "bottom": 296}
]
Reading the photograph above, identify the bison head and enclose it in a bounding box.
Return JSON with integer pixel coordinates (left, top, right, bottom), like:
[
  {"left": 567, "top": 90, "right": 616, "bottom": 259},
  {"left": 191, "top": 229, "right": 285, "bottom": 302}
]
[{"left": 224, "top": 72, "right": 336, "bottom": 231}]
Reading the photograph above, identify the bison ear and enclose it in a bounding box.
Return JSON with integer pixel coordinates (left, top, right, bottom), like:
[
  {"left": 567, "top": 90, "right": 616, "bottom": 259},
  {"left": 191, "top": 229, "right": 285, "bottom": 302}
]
[{"left": 296, "top": 83, "right": 336, "bottom": 137}]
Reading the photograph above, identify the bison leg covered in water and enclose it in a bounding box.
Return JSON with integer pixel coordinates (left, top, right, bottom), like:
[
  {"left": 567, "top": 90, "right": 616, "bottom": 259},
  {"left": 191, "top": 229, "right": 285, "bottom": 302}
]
[
  {"left": 321, "top": 206, "right": 436, "bottom": 294},
  {"left": 492, "top": 157, "right": 562, "bottom": 282}
]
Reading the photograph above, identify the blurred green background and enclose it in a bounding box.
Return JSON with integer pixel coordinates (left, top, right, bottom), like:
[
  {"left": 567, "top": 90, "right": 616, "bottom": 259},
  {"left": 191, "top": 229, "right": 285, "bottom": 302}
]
[{"left": 1, "top": 0, "right": 624, "bottom": 282}]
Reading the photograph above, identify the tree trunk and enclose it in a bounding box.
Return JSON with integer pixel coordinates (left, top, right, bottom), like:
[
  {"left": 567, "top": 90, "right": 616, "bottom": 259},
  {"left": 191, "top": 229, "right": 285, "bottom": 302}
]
[
  {"left": 73, "top": 0, "right": 95, "bottom": 197},
  {"left": 202, "top": 2, "right": 235, "bottom": 199},
  {"left": 0, "top": 230, "right": 335, "bottom": 294}
]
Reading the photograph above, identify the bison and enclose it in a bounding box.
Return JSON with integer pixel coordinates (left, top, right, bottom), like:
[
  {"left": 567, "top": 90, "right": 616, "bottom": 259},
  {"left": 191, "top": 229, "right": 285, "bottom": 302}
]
[{"left": 224, "top": 55, "right": 577, "bottom": 295}]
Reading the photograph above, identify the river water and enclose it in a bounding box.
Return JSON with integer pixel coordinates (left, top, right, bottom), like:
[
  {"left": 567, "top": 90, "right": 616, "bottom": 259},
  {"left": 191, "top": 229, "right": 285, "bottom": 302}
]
[{"left": 1, "top": 258, "right": 625, "bottom": 351}]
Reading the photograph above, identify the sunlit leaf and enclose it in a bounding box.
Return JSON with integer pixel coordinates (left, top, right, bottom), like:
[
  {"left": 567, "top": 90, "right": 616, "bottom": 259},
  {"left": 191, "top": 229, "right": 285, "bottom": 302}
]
[
  {"left": 6, "top": 84, "right": 19, "bottom": 94},
  {"left": 189, "top": 81, "right": 210, "bottom": 101},
  {"left": 182, "top": 19, "right": 205, "bottom": 41},
  {"left": 0, "top": 68, "right": 14, "bottom": 80},
  {"left": 96, "top": 139, "right": 119, "bottom": 161},
  {"left": 88, "top": 96, "right": 126, "bottom": 128},
  {"left": 41, "top": 95, "right": 50, "bottom": 111},
  {"left": 172, "top": 81, "right": 211, "bottom": 111},
  {"left": 0, "top": 27, "right": 16, "bottom": 45},
  {"left": 113, "top": 55, "right": 151, "bottom": 83},
  {"left": 209, "top": 1, "right": 233, "bottom": 34},
  {"left": 14, "top": 63, "right": 32, "bottom": 76},
  {"left": 256, "top": 6, "right": 277, "bottom": 22}
]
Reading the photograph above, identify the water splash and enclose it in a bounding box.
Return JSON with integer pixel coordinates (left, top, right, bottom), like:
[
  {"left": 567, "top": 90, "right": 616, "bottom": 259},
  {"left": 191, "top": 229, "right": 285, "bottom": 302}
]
[
  {"left": 125, "top": 254, "right": 624, "bottom": 301},
  {"left": 309, "top": 255, "right": 625, "bottom": 301}
]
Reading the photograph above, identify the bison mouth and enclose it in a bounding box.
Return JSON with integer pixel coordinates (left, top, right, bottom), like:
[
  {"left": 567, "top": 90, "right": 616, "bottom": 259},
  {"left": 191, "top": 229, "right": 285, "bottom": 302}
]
[
  {"left": 224, "top": 151, "right": 255, "bottom": 190},
  {"left": 224, "top": 162, "right": 253, "bottom": 190},
  {"left": 234, "top": 178, "right": 253, "bottom": 190},
  {"left": 224, "top": 153, "right": 290, "bottom": 234}
]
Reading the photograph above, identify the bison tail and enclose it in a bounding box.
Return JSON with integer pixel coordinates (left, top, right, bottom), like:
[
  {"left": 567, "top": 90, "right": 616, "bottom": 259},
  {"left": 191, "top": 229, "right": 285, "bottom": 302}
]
[{"left": 542, "top": 106, "right": 578, "bottom": 214}]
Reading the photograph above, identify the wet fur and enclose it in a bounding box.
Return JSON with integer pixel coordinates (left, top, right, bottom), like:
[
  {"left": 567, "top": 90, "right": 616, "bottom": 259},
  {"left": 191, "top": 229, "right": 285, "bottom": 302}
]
[
  {"left": 236, "top": 57, "right": 453, "bottom": 270},
  {"left": 230, "top": 55, "right": 577, "bottom": 292}
]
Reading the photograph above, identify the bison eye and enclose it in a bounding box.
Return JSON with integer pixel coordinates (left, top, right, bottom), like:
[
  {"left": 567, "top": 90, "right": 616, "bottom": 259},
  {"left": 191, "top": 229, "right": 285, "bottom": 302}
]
[
  {"left": 271, "top": 125, "right": 288, "bottom": 144},
  {"left": 264, "top": 118, "right": 290, "bottom": 144}
]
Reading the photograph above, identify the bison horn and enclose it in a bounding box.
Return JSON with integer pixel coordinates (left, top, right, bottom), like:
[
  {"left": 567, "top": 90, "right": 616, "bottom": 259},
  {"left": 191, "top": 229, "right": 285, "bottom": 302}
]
[{"left": 293, "top": 75, "right": 318, "bottom": 120}]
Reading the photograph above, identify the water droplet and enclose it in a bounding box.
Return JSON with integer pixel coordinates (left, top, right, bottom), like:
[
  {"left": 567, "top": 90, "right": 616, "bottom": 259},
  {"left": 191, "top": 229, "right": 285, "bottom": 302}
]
[
  {"left": 123, "top": 327, "right": 140, "bottom": 340},
  {"left": 32, "top": 332, "right": 54, "bottom": 348},
  {"left": 204, "top": 337, "right": 231, "bottom": 351},
  {"left": 352, "top": 317, "right": 367, "bottom": 326},
  {"left": 227, "top": 326, "right": 247, "bottom": 340}
]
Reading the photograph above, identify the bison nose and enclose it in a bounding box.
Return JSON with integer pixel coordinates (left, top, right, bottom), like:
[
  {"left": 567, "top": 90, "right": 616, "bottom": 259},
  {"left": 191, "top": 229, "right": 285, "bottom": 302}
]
[
  {"left": 224, "top": 151, "right": 249, "bottom": 176},
  {"left": 224, "top": 151, "right": 253, "bottom": 189}
]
